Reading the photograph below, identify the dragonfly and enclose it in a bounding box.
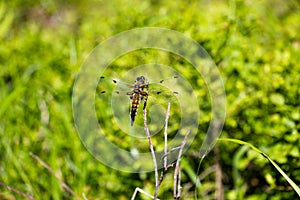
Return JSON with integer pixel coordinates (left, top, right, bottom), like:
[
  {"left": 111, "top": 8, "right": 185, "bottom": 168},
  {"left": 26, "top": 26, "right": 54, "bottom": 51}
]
[{"left": 97, "top": 75, "right": 180, "bottom": 126}]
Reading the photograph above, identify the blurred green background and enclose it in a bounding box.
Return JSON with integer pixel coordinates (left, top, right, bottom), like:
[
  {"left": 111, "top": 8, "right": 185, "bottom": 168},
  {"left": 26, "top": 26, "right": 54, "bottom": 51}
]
[{"left": 0, "top": 0, "right": 299, "bottom": 199}]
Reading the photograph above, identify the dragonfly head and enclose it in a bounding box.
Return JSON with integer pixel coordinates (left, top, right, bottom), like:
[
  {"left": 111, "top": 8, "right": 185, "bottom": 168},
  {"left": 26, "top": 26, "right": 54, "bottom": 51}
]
[{"left": 135, "top": 76, "right": 146, "bottom": 85}]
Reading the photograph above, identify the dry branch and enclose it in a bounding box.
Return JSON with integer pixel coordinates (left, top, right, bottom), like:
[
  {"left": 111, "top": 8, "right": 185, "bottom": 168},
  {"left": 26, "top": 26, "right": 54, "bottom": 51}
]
[
  {"left": 143, "top": 108, "right": 159, "bottom": 199},
  {"left": 0, "top": 181, "right": 35, "bottom": 200},
  {"left": 30, "top": 152, "right": 80, "bottom": 199}
]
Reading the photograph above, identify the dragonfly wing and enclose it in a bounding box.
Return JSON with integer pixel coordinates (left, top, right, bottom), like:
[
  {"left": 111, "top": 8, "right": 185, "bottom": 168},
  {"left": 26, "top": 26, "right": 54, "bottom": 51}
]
[
  {"left": 97, "top": 76, "right": 133, "bottom": 95},
  {"left": 147, "top": 83, "right": 180, "bottom": 104}
]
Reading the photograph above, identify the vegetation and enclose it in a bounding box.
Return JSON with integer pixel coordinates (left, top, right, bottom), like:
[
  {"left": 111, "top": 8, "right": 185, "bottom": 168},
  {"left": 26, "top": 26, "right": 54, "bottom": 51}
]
[{"left": 0, "top": 0, "right": 299, "bottom": 199}]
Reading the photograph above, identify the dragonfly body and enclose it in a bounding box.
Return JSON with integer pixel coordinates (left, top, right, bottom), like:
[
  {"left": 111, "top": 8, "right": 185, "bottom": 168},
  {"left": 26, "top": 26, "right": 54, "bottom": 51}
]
[
  {"left": 98, "top": 75, "right": 179, "bottom": 126},
  {"left": 127, "top": 76, "right": 149, "bottom": 126}
]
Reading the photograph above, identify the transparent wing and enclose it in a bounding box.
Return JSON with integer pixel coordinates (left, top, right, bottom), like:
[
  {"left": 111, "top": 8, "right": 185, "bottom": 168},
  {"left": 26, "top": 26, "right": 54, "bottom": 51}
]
[
  {"left": 97, "top": 75, "right": 180, "bottom": 100},
  {"left": 96, "top": 76, "right": 134, "bottom": 128},
  {"left": 96, "top": 75, "right": 182, "bottom": 129},
  {"left": 97, "top": 76, "right": 133, "bottom": 96},
  {"left": 147, "top": 75, "right": 180, "bottom": 103}
]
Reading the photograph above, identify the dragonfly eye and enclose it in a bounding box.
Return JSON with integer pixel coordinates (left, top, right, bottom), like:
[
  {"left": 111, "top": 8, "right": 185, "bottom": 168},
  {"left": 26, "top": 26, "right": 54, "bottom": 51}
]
[{"left": 136, "top": 76, "right": 145, "bottom": 83}]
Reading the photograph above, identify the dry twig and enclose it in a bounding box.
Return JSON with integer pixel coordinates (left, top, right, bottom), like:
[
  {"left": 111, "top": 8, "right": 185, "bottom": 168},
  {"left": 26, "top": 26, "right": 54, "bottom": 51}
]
[
  {"left": 131, "top": 187, "right": 159, "bottom": 200},
  {"left": 164, "top": 102, "right": 171, "bottom": 170},
  {"left": 0, "top": 181, "right": 35, "bottom": 200},
  {"left": 143, "top": 108, "right": 159, "bottom": 199},
  {"left": 174, "top": 130, "right": 190, "bottom": 199},
  {"left": 29, "top": 152, "right": 80, "bottom": 199},
  {"left": 214, "top": 146, "right": 223, "bottom": 200},
  {"left": 133, "top": 103, "right": 191, "bottom": 200}
]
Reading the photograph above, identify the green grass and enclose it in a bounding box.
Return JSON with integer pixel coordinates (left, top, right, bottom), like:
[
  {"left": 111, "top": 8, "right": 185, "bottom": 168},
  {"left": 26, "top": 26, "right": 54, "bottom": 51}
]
[{"left": 1, "top": 0, "right": 300, "bottom": 199}]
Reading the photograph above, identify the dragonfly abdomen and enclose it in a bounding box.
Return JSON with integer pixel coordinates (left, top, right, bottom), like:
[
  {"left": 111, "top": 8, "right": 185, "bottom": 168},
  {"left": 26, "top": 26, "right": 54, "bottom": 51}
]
[{"left": 130, "top": 92, "right": 141, "bottom": 126}]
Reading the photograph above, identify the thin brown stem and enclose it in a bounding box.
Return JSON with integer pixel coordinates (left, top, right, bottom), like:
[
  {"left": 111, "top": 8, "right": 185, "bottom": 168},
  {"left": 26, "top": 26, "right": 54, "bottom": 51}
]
[
  {"left": 157, "top": 102, "right": 171, "bottom": 189},
  {"left": 214, "top": 146, "right": 223, "bottom": 200},
  {"left": 174, "top": 129, "right": 191, "bottom": 199},
  {"left": 0, "top": 181, "right": 35, "bottom": 200},
  {"left": 30, "top": 152, "right": 80, "bottom": 200},
  {"left": 157, "top": 170, "right": 165, "bottom": 189},
  {"left": 143, "top": 109, "right": 159, "bottom": 199},
  {"left": 131, "top": 187, "right": 158, "bottom": 200},
  {"left": 161, "top": 146, "right": 181, "bottom": 160},
  {"left": 177, "top": 169, "right": 182, "bottom": 198},
  {"left": 164, "top": 102, "right": 171, "bottom": 170}
]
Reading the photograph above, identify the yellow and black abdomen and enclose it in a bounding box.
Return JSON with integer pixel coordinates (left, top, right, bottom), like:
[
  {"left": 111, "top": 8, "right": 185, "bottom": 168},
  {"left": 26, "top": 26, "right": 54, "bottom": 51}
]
[{"left": 130, "top": 92, "right": 141, "bottom": 126}]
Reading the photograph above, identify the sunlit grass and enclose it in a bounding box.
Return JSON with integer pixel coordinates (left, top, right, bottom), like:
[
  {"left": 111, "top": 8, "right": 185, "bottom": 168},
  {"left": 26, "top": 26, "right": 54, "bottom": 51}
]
[{"left": 0, "top": 0, "right": 299, "bottom": 199}]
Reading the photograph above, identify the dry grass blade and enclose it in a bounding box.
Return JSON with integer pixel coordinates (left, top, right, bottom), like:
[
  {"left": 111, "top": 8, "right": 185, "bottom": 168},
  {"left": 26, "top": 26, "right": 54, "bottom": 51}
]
[
  {"left": 0, "top": 181, "right": 35, "bottom": 200},
  {"left": 29, "top": 152, "right": 80, "bottom": 199}
]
